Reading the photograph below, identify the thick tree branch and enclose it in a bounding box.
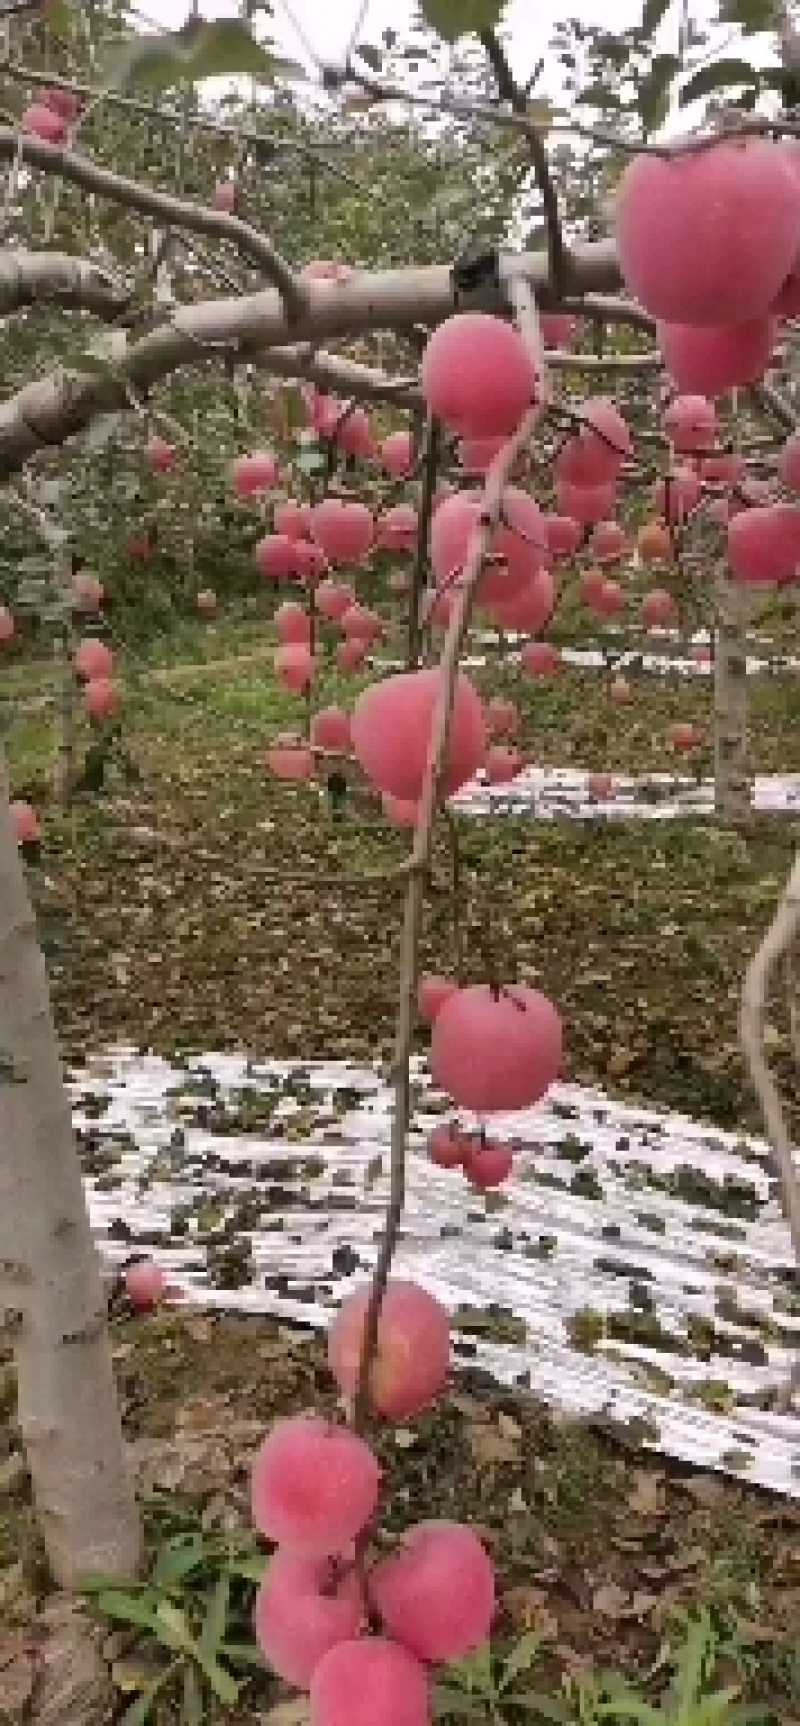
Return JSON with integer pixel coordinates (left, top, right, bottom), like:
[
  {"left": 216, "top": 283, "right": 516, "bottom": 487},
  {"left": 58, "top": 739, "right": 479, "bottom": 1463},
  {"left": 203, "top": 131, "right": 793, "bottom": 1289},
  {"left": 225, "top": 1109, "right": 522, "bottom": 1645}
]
[
  {"left": 566, "top": 294, "right": 655, "bottom": 333},
  {"left": 256, "top": 337, "right": 658, "bottom": 413},
  {"left": 0, "top": 240, "right": 657, "bottom": 477},
  {"left": 0, "top": 248, "right": 128, "bottom": 317},
  {"left": 0, "top": 128, "right": 306, "bottom": 319},
  {"left": 252, "top": 345, "right": 418, "bottom": 406}
]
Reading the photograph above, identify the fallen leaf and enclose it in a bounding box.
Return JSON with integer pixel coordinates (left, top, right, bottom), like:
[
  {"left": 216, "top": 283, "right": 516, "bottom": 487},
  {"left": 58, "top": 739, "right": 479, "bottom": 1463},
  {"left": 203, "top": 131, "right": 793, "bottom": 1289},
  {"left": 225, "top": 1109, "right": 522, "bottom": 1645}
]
[{"left": 592, "top": 1582, "right": 630, "bottom": 1617}]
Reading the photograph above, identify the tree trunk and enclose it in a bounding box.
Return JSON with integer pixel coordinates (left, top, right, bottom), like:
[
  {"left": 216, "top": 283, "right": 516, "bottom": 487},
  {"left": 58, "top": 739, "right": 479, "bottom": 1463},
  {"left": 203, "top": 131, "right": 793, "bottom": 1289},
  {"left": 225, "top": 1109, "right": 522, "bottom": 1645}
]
[
  {"left": 713, "top": 571, "right": 753, "bottom": 824},
  {"left": 0, "top": 743, "right": 142, "bottom": 1586}
]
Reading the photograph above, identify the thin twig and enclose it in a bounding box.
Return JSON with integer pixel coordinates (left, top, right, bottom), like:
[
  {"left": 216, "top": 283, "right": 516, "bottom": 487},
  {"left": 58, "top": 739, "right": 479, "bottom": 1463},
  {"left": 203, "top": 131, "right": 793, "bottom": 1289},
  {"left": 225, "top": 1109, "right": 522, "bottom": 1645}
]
[
  {"left": 406, "top": 415, "right": 440, "bottom": 670},
  {"left": 351, "top": 297, "right": 547, "bottom": 1433},
  {"left": 0, "top": 127, "right": 306, "bottom": 318}
]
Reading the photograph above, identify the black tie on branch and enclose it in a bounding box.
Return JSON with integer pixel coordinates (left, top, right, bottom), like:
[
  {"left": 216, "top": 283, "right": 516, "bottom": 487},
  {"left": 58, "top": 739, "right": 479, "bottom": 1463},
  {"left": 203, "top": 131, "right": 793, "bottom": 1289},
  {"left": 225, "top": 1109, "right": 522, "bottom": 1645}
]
[
  {"left": 451, "top": 248, "right": 504, "bottom": 313},
  {"left": 326, "top": 770, "right": 348, "bottom": 820}
]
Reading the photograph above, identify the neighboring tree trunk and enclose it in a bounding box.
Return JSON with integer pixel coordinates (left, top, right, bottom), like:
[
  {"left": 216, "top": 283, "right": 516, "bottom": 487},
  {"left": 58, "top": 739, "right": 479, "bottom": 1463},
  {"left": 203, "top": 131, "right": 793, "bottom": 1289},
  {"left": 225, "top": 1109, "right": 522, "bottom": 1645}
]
[
  {"left": 0, "top": 743, "right": 142, "bottom": 1586},
  {"left": 713, "top": 570, "right": 753, "bottom": 824}
]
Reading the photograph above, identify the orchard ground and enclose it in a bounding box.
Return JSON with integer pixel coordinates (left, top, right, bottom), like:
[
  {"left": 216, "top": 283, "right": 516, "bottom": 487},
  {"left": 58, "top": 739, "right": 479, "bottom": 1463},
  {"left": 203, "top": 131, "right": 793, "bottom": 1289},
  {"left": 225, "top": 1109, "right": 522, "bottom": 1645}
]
[
  {"left": 1, "top": 598, "right": 800, "bottom": 1721},
  {"left": 3, "top": 597, "right": 800, "bottom": 1129}
]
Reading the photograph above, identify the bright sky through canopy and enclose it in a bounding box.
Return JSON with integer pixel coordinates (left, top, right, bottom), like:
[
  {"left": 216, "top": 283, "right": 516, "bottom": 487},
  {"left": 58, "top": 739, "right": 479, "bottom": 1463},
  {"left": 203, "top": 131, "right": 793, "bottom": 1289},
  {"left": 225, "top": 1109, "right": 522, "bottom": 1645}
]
[
  {"left": 141, "top": 0, "right": 646, "bottom": 84},
  {"left": 132, "top": 0, "right": 778, "bottom": 143}
]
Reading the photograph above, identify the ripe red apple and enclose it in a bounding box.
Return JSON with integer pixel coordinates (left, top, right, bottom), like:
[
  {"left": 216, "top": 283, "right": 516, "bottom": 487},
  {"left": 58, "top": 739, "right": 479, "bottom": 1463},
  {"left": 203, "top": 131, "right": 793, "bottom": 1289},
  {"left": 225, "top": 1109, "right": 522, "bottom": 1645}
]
[
  {"left": 22, "top": 102, "right": 68, "bottom": 143},
  {"left": 11, "top": 801, "right": 40, "bottom": 845},
  {"left": 213, "top": 179, "right": 237, "bottom": 213}
]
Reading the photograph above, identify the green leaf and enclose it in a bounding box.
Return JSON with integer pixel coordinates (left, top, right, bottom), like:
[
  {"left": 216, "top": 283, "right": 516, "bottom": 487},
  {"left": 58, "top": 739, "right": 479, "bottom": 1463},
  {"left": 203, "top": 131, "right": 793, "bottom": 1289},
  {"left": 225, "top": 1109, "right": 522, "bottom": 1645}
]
[
  {"left": 432, "top": 1683, "right": 486, "bottom": 1721},
  {"left": 511, "top": 1696, "right": 572, "bottom": 1724},
  {"left": 419, "top": 0, "right": 505, "bottom": 43},
  {"left": 196, "top": 1656, "right": 238, "bottom": 1707},
  {"left": 120, "top": 1688, "right": 166, "bottom": 1726},
  {"left": 443, "top": 1641, "right": 494, "bottom": 1694},
  {"left": 97, "top": 16, "right": 296, "bottom": 94},
  {"left": 636, "top": 52, "right": 680, "bottom": 132},
  {"left": 153, "top": 1600, "right": 197, "bottom": 1655},
  {"left": 639, "top": 0, "right": 672, "bottom": 35},
  {"left": 154, "top": 1604, "right": 239, "bottom": 1705},
  {"left": 355, "top": 42, "right": 383, "bottom": 70},
  {"left": 150, "top": 1534, "right": 207, "bottom": 1590},
  {"left": 199, "top": 1572, "right": 231, "bottom": 1658},
  {"left": 678, "top": 56, "right": 759, "bottom": 103},
  {"left": 176, "top": 17, "right": 289, "bottom": 83},
  {"left": 97, "top": 30, "right": 191, "bottom": 95},
  {"left": 364, "top": 1152, "right": 383, "bottom": 1189},
  {"left": 92, "top": 1591, "right": 159, "bottom": 1633},
  {"left": 181, "top": 1661, "right": 204, "bottom": 1726},
  {"left": 595, "top": 1704, "right": 659, "bottom": 1725},
  {"left": 717, "top": 0, "right": 777, "bottom": 30},
  {"left": 225, "top": 1553, "right": 268, "bottom": 1583},
  {"left": 220, "top": 1642, "right": 268, "bottom": 1670},
  {"left": 498, "top": 1630, "right": 546, "bottom": 1690},
  {"left": 42, "top": 0, "right": 73, "bottom": 36},
  {"left": 80, "top": 1574, "right": 148, "bottom": 1596},
  {"left": 576, "top": 83, "right": 623, "bottom": 108}
]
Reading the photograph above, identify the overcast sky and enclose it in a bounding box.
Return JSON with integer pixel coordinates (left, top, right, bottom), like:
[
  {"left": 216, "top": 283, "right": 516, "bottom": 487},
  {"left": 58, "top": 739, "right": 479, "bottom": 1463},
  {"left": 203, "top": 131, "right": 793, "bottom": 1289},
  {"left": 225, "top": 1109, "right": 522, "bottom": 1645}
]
[
  {"left": 139, "top": 0, "right": 649, "bottom": 86},
  {"left": 130, "top": 0, "right": 776, "bottom": 137}
]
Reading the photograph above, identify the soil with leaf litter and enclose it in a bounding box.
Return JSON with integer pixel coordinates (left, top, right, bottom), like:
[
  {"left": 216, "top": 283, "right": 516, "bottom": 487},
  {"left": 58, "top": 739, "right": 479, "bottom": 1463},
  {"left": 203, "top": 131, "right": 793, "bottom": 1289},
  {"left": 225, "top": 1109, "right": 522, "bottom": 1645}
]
[
  {"left": 2, "top": 1308, "right": 800, "bottom": 1723},
  {"left": 11, "top": 653, "right": 799, "bottom": 1136}
]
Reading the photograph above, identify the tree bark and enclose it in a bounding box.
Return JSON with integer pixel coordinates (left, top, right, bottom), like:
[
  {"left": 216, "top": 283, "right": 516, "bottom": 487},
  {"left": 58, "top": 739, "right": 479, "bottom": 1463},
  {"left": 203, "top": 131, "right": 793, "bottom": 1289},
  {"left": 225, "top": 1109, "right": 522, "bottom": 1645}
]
[
  {"left": 713, "top": 571, "right": 753, "bottom": 824},
  {"left": 0, "top": 743, "right": 142, "bottom": 1586},
  {"left": 0, "top": 236, "right": 644, "bottom": 480}
]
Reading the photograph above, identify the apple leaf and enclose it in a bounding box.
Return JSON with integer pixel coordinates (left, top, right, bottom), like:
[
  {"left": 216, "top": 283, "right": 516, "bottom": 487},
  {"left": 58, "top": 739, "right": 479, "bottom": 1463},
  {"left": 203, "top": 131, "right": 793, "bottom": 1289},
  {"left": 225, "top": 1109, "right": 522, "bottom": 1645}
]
[
  {"left": 639, "top": 0, "right": 672, "bottom": 36},
  {"left": 96, "top": 31, "right": 191, "bottom": 95},
  {"left": 636, "top": 53, "right": 680, "bottom": 133},
  {"left": 175, "top": 17, "right": 293, "bottom": 83},
  {"left": 97, "top": 15, "right": 295, "bottom": 94},
  {"left": 41, "top": 0, "right": 73, "bottom": 37},
  {"left": 717, "top": 0, "right": 778, "bottom": 30},
  {"left": 678, "top": 56, "right": 759, "bottom": 104},
  {"left": 355, "top": 42, "right": 382, "bottom": 70},
  {"left": 419, "top": 0, "right": 505, "bottom": 44}
]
